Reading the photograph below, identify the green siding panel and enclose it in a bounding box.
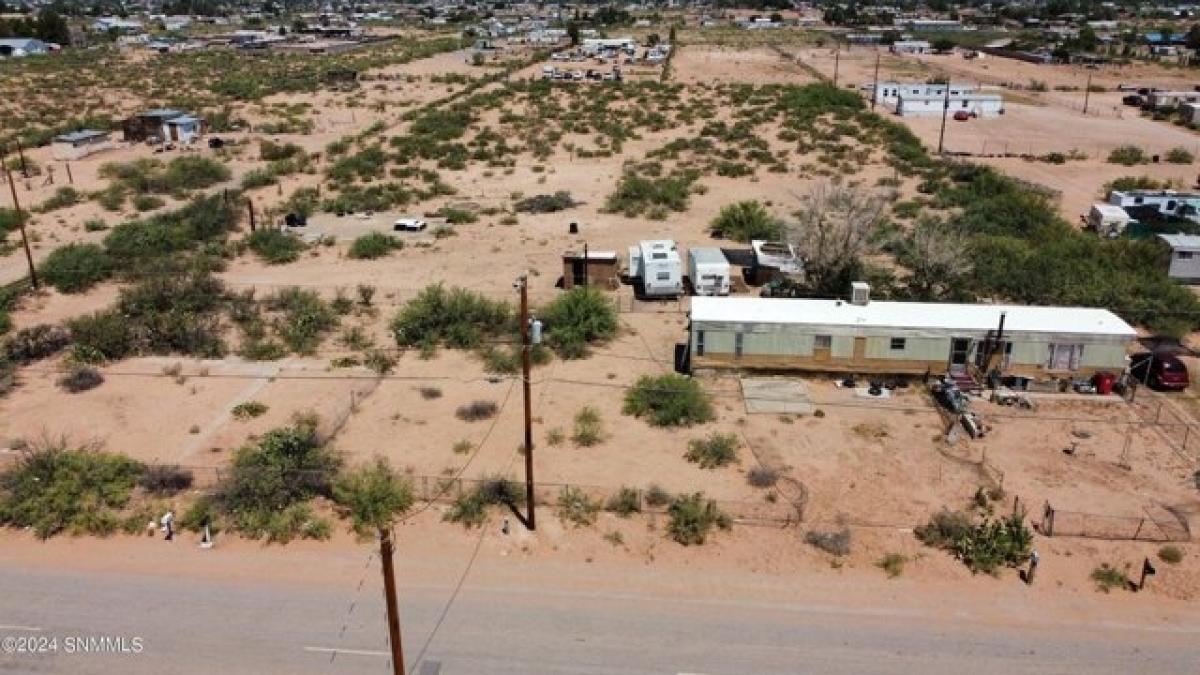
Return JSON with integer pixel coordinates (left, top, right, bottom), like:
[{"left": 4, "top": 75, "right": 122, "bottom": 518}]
[{"left": 831, "top": 336, "right": 854, "bottom": 358}]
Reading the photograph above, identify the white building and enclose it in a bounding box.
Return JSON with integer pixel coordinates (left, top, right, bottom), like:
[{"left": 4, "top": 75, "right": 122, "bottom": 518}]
[
  {"left": 897, "top": 92, "right": 1004, "bottom": 117},
  {"left": 1158, "top": 234, "right": 1200, "bottom": 282},
  {"left": 890, "top": 40, "right": 932, "bottom": 55},
  {"left": 581, "top": 37, "right": 636, "bottom": 55},
  {"left": 0, "top": 38, "right": 50, "bottom": 58},
  {"left": 1109, "top": 190, "right": 1200, "bottom": 222},
  {"left": 874, "top": 81, "right": 976, "bottom": 106}
]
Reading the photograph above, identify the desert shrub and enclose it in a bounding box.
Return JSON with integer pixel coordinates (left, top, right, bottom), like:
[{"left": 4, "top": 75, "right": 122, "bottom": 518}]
[
  {"left": 747, "top": 466, "right": 779, "bottom": 488},
  {"left": 915, "top": 508, "right": 1031, "bottom": 575},
  {"left": 390, "top": 284, "right": 512, "bottom": 351},
  {"left": 260, "top": 140, "right": 304, "bottom": 162},
  {"left": 456, "top": 400, "right": 498, "bottom": 421},
  {"left": 605, "top": 486, "right": 641, "bottom": 517},
  {"left": 67, "top": 310, "right": 132, "bottom": 361},
  {"left": 436, "top": 206, "right": 478, "bottom": 225},
  {"left": 444, "top": 476, "right": 523, "bottom": 528},
  {"left": 685, "top": 432, "right": 739, "bottom": 469},
  {"left": 349, "top": 232, "right": 403, "bottom": 260},
  {"left": 3, "top": 324, "right": 70, "bottom": 364},
  {"left": 540, "top": 286, "right": 618, "bottom": 358},
  {"left": 232, "top": 400, "right": 269, "bottom": 419},
  {"left": 215, "top": 422, "right": 341, "bottom": 540},
  {"left": 39, "top": 243, "right": 113, "bottom": 293},
  {"left": 418, "top": 386, "right": 443, "bottom": 400},
  {"left": 138, "top": 464, "right": 194, "bottom": 495},
  {"left": 240, "top": 168, "right": 277, "bottom": 190},
  {"left": 333, "top": 458, "right": 414, "bottom": 536},
  {"left": 710, "top": 200, "right": 782, "bottom": 241},
  {"left": 162, "top": 156, "right": 231, "bottom": 191},
  {"left": 666, "top": 492, "right": 731, "bottom": 545},
  {"left": 623, "top": 374, "right": 714, "bottom": 427},
  {"left": 247, "top": 228, "right": 305, "bottom": 264},
  {"left": 178, "top": 495, "right": 222, "bottom": 534},
  {"left": 644, "top": 483, "right": 671, "bottom": 507},
  {"left": 132, "top": 194, "right": 165, "bottom": 212},
  {"left": 1091, "top": 563, "right": 1130, "bottom": 593},
  {"left": 805, "top": 527, "right": 852, "bottom": 556},
  {"left": 1166, "top": 147, "right": 1194, "bottom": 164},
  {"left": 514, "top": 191, "right": 578, "bottom": 213},
  {"left": 1159, "top": 545, "right": 1184, "bottom": 564},
  {"left": 111, "top": 269, "right": 227, "bottom": 358},
  {"left": 604, "top": 170, "right": 693, "bottom": 216},
  {"left": 0, "top": 207, "right": 27, "bottom": 235},
  {"left": 1108, "top": 145, "right": 1147, "bottom": 166},
  {"left": 876, "top": 553, "right": 906, "bottom": 577},
  {"left": 0, "top": 441, "right": 144, "bottom": 539},
  {"left": 572, "top": 406, "right": 604, "bottom": 446},
  {"left": 58, "top": 365, "right": 104, "bottom": 392},
  {"left": 557, "top": 486, "right": 600, "bottom": 527},
  {"left": 1105, "top": 175, "right": 1170, "bottom": 195},
  {"left": 266, "top": 288, "right": 338, "bottom": 354},
  {"left": 37, "top": 186, "right": 81, "bottom": 213},
  {"left": 363, "top": 349, "right": 396, "bottom": 374}
]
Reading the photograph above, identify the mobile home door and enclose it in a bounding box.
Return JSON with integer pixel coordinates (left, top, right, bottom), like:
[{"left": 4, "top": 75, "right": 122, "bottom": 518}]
[{"left": 949, "top": 338, "right": 971, "bottom": 374}]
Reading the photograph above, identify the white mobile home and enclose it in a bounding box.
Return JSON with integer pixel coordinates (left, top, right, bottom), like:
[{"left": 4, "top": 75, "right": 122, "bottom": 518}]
[
  {"left": 891, "top": 40, "right": 932, "bottom": 54},
  {"left": 687, "top": 247, "right": 731, "bottom": 296},
  {"left": 1146, "top": 90, "right": 1200, "bottom": 110},
  {"left": 581, "top": 37, "right": 636, "bottom": 56},
  {"left": 628, "top": 240, "right": 683, "bottom": 298},
  {"left": 1158, "top": 234, "right": 1200, "bottom": 282},
  {"left": 1109, "top": 190, "right": 1200, "bottom": 222},
  {"left": 897, "top": 93, "right": 1004, "bottom": 117},
  {"left": 688, "top": 287, "right": 1135, "bottom": 380},
  {"left": 873, "top": 81, "right": 976, "bottom": 106}
]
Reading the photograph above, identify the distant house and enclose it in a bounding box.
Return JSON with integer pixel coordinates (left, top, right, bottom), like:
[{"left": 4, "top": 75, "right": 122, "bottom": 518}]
[
  {"left": 874, "top": 81, "right": 976, "bottom": 106},
  {"left": 0, "top": 38, "right": 50, "bottom": 58},
  {"left": 52, "top": 130, "right": 114, "bottom": 160},
  {"left": 93, "top": 17, "right": 144, "bottom": 34},
  {"left": 891, "top": 40, "right": 932, "bottom": 55},
  {"left": 1157, "top": 234, "right": 1200, "bottom": 282},
  {"left": 688, "top": 286, "right": 1136, "bottom": 380},
  {"left": 898, "top": 92, "right": 1004, "bottom": 117},
  {"left": 122, "top": 109, "right": 206, "bottom": 143}
]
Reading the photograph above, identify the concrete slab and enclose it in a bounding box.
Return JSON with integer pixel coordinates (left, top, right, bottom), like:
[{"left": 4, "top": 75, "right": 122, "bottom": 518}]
[{"left": 741, "top": 377, "right": 814, "bottom": 415}]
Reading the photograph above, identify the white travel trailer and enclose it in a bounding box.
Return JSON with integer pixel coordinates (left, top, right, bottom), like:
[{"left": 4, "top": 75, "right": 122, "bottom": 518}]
[
  {"left": 628, "top": 239, "right": 683, "bottom": 298},
  {"left": 688, "top": 247, "right": 731, "bottom": 296}
]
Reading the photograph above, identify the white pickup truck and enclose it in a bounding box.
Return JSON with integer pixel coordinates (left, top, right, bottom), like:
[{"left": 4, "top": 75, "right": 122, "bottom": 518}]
[{"left": 393, "top": 218, "right": 427, "bottom": 232}]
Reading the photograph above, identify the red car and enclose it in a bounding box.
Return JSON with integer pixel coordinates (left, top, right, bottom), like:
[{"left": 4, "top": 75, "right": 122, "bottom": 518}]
[
  {"left": 1130, "top": 352, "right": 1190, "bottom": 391},
  {"left": 953, "top": 110, "right": 972, "bottom": 121}
]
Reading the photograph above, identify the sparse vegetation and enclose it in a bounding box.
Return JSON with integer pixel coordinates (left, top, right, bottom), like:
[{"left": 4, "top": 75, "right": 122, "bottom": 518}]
[
  {"left": 915, "top": 507, "right": 1032, "bottom": 575},
  {"left": 58, "top": 365, "right": 104, "bottom": 392},
  {"left": 666, "top": 492, "right": 731, "bottom": 545},
  {"left": 805, "top": 528, "right": 852, "bottom": 556},
  {"left": 1159, "top": 545, "right": 1184, "bottom": 564},
  {"left": 247, "top": 228, "right": 306, "bottom": 265},
  {"left": 39, "top": 243, "right": 113, "bottom": 293},
  {"left": 624, "top": 374, "right": 714, "bottom": 427},
  {"left": 231, "top": 401, "right": 269, "bottom": 420},
  {"left": 876, "top": 553, "right": 906, "bottom": 578},
  {"left": 747, "top": 466, "right": 780, "bottom": 488},
  {"left": 349, "top": 232, "right": 404, "bottom": 260},
  {"left": 332, "top": 458, "right": 414, "bottom": 536},
  {"left": 572, "top": 406, "right": 604, "bottom": 447},
  {"left": 1108, "top": 145, "right": 1147, "bottom": 166},
  {"left": 605, "top": 486, "right": 641, "bottom": 517},
  {"left": 710, "top": 200, "right": 782, "bottom": 241},
  {"left": 684, "top": 433, "right": 739, "bottom": 469},
  {"left": 541, "top": 286, "right": 618, "bottom": 359},
  {"left": 456, "top": 400, "right": 498, "bottom": 422},
  {"left": 1091, "top": 563, "right": 1130, "bottom": 593},
  {"left": 391, "top": 284, "right": 512, "bottom": 352},
  {"left": 557, "top": 486, "right": 600, "bottom": 527}
]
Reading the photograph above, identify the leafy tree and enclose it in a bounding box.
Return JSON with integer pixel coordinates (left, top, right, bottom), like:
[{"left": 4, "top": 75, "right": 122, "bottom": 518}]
[
  {"left": 333, "top": 459, "right": 414, "bottom": 537},
  {"left": 540, "top": 286, "right": 618, "bottom": 358},
  {"left": 567, "top": 21, "right": 580, "bottom": 46}
]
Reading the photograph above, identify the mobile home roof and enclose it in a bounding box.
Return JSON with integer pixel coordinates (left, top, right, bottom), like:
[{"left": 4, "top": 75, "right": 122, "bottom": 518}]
[{"left": 690, "top": 297, "right": 1136, "bottom": 338}]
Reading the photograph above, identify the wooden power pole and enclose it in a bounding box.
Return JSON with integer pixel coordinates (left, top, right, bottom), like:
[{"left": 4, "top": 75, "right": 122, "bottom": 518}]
[
  {"left": 1082, "top": 71, "right": 1093, "bottom": 115},
  {"left": 832, "top": 48, "right": 840, "bottom": 87},
  {"left": 871, "top": 51, "right": 881, "bottom": 111},
  {"left": 937, "top": 82, "right": 951, "bottom": 155},
  {"left": 518, "top": 274, "right": 536, "bottom": 530},
  {"left": 3, "top": 160, "right": 39, "bottom": 290},
  {"left": 379, "top": 528, "right": 406, "bottom": 675}
]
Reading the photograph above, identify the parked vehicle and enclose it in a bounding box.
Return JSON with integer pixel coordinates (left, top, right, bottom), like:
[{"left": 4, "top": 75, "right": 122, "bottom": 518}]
[
  {"left": 687, "top": 247, "right": 731, "bottom": 296},
  {"left": 1122, "top": 94, "right": 1144, "bottom": 106},
  {"left": 393, "top": 218, "right": 427, "bottom": 232},
  {"left": 953, "top": 110, "right": 971, "bottom": 121},
  {"left": 1130, "top": 352, "right": 1190, "bottom": 391}
]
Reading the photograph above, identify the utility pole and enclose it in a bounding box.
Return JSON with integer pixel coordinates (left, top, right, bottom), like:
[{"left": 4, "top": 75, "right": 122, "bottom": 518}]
[
  {"left": 871, "top": 51, "right": 881, "bottom": 111},
  {"left": 379, "top": 528, "right": 406, "bottom": 675},
  {"left": 937, "top": 82, "right": 951, "bottom": 155},
  {"left": 832, "top": 48, "right": 840, "bottom": 87},
  {"left": 1082, "top": 71, "right": 1093, "bottom": 115},
  {"left": 517, "top": 274, "right": 536, "bottom": 530},
  {"left": 14, "top": 138, "right": 28, "bottom": 178},
  {"left": 3, "top": 159, "right": 39, "bottom": 290},
  {"left": 247, "top": 198, "right": 257, "bottom": 232}
]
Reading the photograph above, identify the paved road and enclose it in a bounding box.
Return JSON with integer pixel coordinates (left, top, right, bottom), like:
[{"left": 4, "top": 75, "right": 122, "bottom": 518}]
[{"left": 0, "top": 567, "right": 1195, "bottom": 675}]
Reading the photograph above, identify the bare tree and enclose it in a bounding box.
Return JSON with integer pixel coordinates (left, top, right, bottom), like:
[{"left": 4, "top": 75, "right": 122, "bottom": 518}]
[
  {"left": 901, "top": 217, "right": 972, "bottom": 300},
  {"left": 786, "top": 183, "right": 886, "bottom": 295}
]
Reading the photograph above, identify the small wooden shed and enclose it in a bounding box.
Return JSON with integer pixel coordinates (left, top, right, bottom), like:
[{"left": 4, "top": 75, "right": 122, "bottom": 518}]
[{"left": 562, "top": 249, "right": 619, "bottom": 289}]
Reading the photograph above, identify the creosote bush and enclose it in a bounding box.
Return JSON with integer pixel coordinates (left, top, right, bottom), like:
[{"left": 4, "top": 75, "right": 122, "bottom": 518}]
[
  {"left": 623, "top": 374, "right": 714, "bottom": 427},
  {"left": 747, "top": 465, "right": 779, "bottom": 488},
  {"left": 685, "top": 432, "right": 739, "bottom": 469},
  {"left": 332, "top": 458, "right": 414, "bottom": 536},
  {"left": 541, "top": 286, "right": 618, "bottom": 359},
  {"left": 557, "top": 486, "right": 600, "bottom": 527},
  {"left": 805, "top": 527, "right": 852, "bottom": 556},
  {"left": 247, "top": 228, "right": 306, "bottom": 265},
  {"left": 666, "top": 492, "right": 731, "bottom": 545},
  {"left": 1107, "top": 145, "right": 1147, "bottom": 166},
  {"left": 391, "top": 284, "right": 512, "bottom": 352},
  {"left": 709, "top": 200, "right": 782, "bottom": 241},
  {"left": 39, "top": 243, "right": 113, "bottom": 293},
  {"left": 349, "top": 232, "right": 404, "bottom": 260},
  {"left": 139, "top": 464, "right": 194, "bottom": 495},
  {"left": 231, "top": 401, "right": 269, "bottom": 419},
  {"left": 58, "top": 366, "right": 104, "bottom": 392},
  {"left": 456, "top": 400, "right": 498, "bottom": 422},
  {"left": 915, "top": 507, "right": 1032, "bottom": 575},
  {"left": 605, "top": 486, "right": 641, "bottom": 517},
  {"left": 572, "top": 406, "right": 604, "bottom": 446}
]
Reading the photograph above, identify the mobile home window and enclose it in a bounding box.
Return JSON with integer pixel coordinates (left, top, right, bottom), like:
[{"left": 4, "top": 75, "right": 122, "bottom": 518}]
[
  {"left": 1179, "top": 251, "right": 1195, "bottom": 260},
  {"left": 889, "top": 337, "right": 907, "bottom": 351},
  {"left": 655, "top": 271, "right": 670, "bottom": 280},
  {"left": 734, "top": 333, "right": 744, "bottom": 358},
  {"left": 1167, "top": 200, "right": 1177, "bottom": 211},
  {"left": 1046, "top": 343, "right": 1084, "bottom": 371},
  {"left": 814, "top": 335, "right": 832, "bottom": 349},
  {"left": 695, "top": 330, "right": 705, "bottom": 357}
]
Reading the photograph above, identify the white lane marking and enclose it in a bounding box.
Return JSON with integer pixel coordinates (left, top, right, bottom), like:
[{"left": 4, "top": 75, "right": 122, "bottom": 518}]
[
  {"left": 303, "top": 646, "right": 389, "bottom": 658},
  {"left": 0, "top": 625, "right": 42, "bottom": 632}
]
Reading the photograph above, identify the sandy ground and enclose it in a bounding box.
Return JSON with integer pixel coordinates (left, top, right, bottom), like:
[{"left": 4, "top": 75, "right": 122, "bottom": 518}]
[{"left": 2, "top": 33, "right": 1200, "bottom": 604}]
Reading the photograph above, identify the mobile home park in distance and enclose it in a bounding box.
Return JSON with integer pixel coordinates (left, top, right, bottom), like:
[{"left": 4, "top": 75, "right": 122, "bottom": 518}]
[{"left": 688, "top": 286, "right": 1135, "bottom": 382}]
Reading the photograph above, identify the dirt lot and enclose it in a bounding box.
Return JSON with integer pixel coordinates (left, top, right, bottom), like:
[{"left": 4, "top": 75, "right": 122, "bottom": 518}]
[{"left": 2, "top": 31, "right": 1199, "bottom": 601}]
